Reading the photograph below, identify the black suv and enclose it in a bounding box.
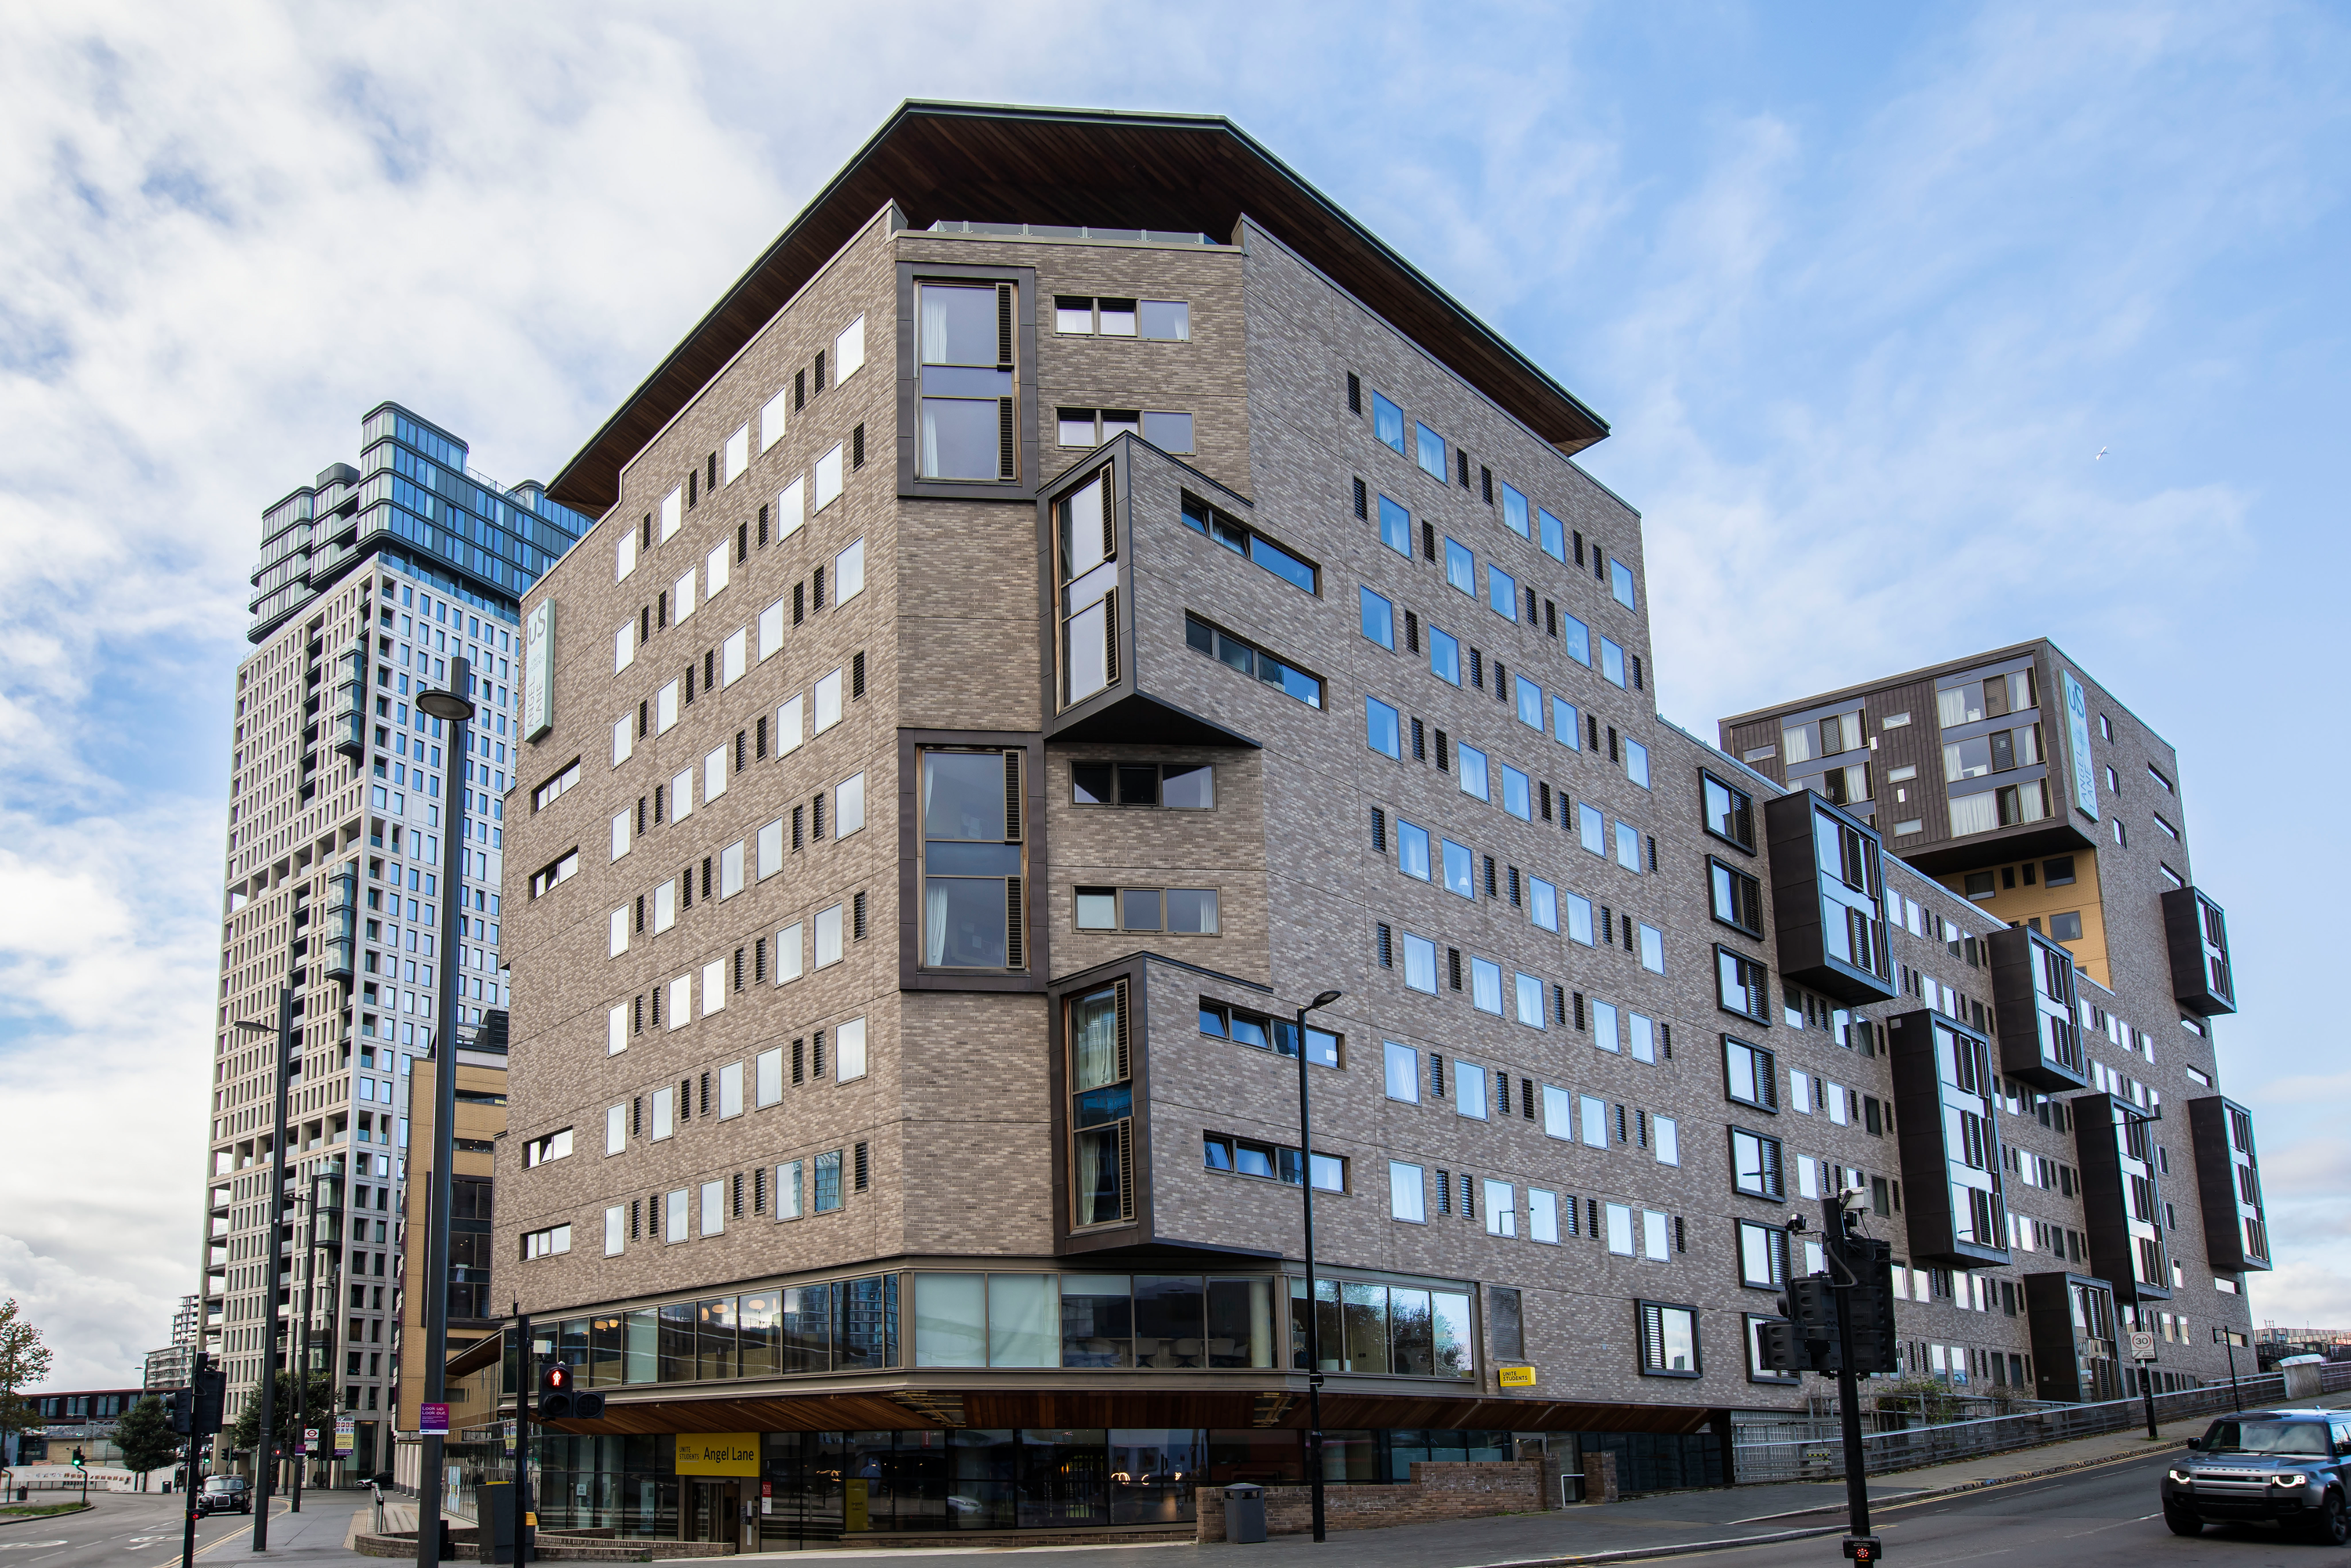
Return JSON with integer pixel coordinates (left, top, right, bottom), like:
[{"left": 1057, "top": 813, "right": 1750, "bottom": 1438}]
[{"left": 2162, "top": 1409, "right": 2351, "bottom": 1544}]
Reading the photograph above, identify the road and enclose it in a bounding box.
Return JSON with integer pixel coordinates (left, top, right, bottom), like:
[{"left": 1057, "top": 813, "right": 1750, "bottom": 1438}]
[
  {"left": 1688, "top": 1447, "right": 2319, "bottom": 1568},
  {"left": 0, "top": 1491, "right": 367, "bottom": 1568}
]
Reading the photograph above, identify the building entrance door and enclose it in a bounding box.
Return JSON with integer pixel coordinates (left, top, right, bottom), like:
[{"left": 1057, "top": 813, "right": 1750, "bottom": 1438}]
[{"left": 686, "top": 1479, "right": 740, "bottom": 1549}]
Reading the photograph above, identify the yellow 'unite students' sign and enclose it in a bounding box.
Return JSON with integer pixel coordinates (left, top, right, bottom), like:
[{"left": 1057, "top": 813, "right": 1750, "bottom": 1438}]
[
  {"left": 1497, "top": 1365, "right": 1538, "bottom": 1388},
  {"left": 675, "top": 1433, "right": 761, "bottom": 1476}
]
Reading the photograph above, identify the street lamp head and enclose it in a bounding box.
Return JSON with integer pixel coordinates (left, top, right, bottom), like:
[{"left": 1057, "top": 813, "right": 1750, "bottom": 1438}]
[
  {"left": 233, "top": 1019, "right": 277, "bottom": 1035},
  {"left": 415, "top": 687, "right": 475, "bottom": 723},
  {"left": 1310, "top": 990, "right": 1344, "bottom": 1011}
]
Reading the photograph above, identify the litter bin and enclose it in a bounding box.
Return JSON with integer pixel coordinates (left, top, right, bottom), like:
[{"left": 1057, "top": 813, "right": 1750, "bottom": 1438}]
[{"left": 1223, "top": 1483, "right": 1267, "bottom": 1543}]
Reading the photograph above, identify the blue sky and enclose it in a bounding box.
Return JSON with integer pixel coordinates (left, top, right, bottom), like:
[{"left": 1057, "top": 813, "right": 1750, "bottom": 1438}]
[{"left": 1, "top": 0, "right": 2345, "bottom": 1384}]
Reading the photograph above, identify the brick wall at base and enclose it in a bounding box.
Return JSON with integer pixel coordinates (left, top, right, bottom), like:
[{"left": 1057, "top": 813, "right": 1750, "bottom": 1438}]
[{"left": 1194, "top": 1459, "right": 1559, "bottom": 1541}]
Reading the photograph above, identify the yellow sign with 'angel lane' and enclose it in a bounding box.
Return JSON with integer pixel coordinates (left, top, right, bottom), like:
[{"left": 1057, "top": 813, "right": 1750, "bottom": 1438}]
[{"left": 675, "top": 1432, "right": 761, "bottom": 1476}]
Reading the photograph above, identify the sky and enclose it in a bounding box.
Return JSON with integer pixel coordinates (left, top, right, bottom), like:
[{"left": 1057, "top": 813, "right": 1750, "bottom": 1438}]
[{"left": 1, "top": 0, "right": 2345, "bottom": 1387}]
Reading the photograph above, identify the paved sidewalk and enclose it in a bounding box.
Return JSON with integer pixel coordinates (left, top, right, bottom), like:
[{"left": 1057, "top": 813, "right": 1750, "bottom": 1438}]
[{"left": 197, "top": 1495, "right": 370, "bottom": 1567}]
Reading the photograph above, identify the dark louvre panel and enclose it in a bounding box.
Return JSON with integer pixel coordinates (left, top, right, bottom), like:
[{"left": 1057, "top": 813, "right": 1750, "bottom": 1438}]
[
  {"left": 1102, "top": 590, "right": 1119, "bottom": 685},
  {"left": 1352, "top": 476, "right": 1367, "bottom": 519},
  {"left": 1005, "top": 877, "right": 1024, "bottom": 969},
  {"left": 852, "top": 422, "right": 864, "bottom": 469},
  {"left": 1100, "top": 467, "right": 1117, "bottom": 559},
  {"left": 998, "top": 397, "right": 1016, "bottom": 479},
  {"left": 1118, "top": 1120, "right": 1136, "bottom": 1221},
  {"left": 1346, "top": 371, "right": 1360, "bottom": 414},
  {"left": 996, "top": 281, "right": 1014, "bottom": 366},
  {"left": 1114, "top": 980, "right": 1132, "bottom": 1081},
  {"left": 1003, "top": 750, "right": 1023, "bottom": 840}
]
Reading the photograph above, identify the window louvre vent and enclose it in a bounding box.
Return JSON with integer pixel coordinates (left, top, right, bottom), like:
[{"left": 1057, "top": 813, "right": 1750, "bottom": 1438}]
[
  {"left": 1004, "top": 751, "right": 1023, "bottom": 840},
  {"left": 1114, "top": 978, "right": 1132, "bottom": 1082},
  {"left": 1005, "top": 877, "right": 1024, "bottom": 969},
  {"left": 1118, "top": 1120, "right": 1136, "bottom": 1221},
  {"left": 996, "top": 282, "right": 1015, "bottom": 367},
  {"left": 998, "top": 398, "right": 1016, "bottom": 480}
]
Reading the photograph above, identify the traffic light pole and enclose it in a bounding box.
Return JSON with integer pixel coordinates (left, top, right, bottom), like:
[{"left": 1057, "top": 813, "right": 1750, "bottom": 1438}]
[
  {"left": 513, "top": 1312, "right": 531, "bottom": 1568},
  {"left": 253, "top": 983, "right": 295, "bottom": 1554},
  {"left": 1824, "top": 1200, "right": 1877, "bottom": 1563}
]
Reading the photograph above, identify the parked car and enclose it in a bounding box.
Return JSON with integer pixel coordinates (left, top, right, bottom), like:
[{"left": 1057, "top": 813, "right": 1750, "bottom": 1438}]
[
  {"left": 2162, "top": 1409, "right": 2351, "bottom": 1544},
  {"left": 195, "top": 1476, "right": 252, "bottom": 1515}
]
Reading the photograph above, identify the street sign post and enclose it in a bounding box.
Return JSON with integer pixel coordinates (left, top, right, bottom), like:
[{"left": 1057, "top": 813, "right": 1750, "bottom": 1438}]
[{"left": 2131, "top": 1331, "right": 2160, "bottom": 1438}]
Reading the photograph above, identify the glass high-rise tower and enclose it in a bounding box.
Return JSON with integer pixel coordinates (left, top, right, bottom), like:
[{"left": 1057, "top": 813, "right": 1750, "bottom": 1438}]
[{"left": 203, "top": 403, "right": 585, "bottom": 1478}]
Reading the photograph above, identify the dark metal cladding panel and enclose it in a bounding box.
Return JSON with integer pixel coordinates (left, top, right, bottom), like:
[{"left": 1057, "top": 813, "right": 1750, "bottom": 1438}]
[
  {"left": 1762, "top": 790, "right": 1898, "bottom": 1006},
  {"left": 1987, "top": 925, "right": 2089, "bottom": 1092},
  {"left": 2070, "top": 1093, "right": 2170, "bottom": 1305},
  {"left": 1884, "top": 1009, "right": 2009, "bottom": 1269},
  {"left": 2162, "top": 886, "right": 2237, "bottom": 1016},
  {"left": 2187, "top": 1095, "right": 2270, "bottom": 1273}
]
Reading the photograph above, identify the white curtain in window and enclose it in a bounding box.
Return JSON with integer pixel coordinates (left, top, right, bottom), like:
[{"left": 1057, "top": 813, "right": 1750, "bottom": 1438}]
[
  {"left": 1071, "top": 989, "right": 1120, "bottom": 1090},
  {"left": 924, "top": 883, "right": 949, "bottom": 965},
  {"left": 1948, "top": 788, "right": 1999, "bottom": 837}
]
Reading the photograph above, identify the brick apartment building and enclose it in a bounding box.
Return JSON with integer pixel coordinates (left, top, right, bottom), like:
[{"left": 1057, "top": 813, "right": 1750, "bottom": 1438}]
[{"left": 488, "top": 103, "right": 2262, "bottom": 1545}]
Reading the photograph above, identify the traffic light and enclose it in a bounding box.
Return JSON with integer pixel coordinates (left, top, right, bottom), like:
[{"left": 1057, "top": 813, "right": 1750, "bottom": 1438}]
[
  {"left": 534, "top": 1360, "right": 603, "bottom": 1421},
  {"left": 1841, "top": 1237, "right": 1900, "bottom": 1375},
  {"left": 190, "top": 1361, "right": 227, "bottom": 1436},
  {"left": 165, "top": 1389, "right": 193, "bottom": 1436},
  {"left": 1759, "top": 1276, "right": 1849, "bottom": 1374},
  {"left": 1758, "top": 1316, "right": 1809, "bottom": 1374},
  {"left": 71, "top": 1448, "right": 85, "bottom": 1470}
]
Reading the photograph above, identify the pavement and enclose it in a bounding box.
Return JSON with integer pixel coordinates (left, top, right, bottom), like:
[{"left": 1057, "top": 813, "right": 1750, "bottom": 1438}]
[
  {"left": 85, "top": 1395, "right": 2346, "bottom": 1568},
  {"left": 0, "top": 1489, "right": 365, "bottom": 1568}
]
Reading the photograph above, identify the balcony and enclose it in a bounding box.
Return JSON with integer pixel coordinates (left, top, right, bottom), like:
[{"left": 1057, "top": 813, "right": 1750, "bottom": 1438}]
[
  {"left": 1988, "top": 925, "right": 2089, "bottom": 1092},
  {"left": 2187, "top": 1095, "right": 2270, "bottom": 1273},
  {"left": 2072, "top": 1092, "right": 2170, "bottom": 1303},
  {"left": 2161, "top": 886, "right": 2236, "bottom": 1016},
  {"left": 1885, "top": 1007, "right": 2009, "bottom": 1268},
  {"left": 1762, "top": 791, "right": 1897, "bottom": 1005}
]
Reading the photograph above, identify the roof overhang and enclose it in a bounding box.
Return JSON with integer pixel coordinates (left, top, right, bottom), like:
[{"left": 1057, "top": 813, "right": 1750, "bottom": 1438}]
[{"left": 549, "top": 101, "right": 1610, "bottom": 516}]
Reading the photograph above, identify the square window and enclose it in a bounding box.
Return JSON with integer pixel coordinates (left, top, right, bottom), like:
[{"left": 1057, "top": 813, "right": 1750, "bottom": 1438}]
[
  {"left": 1429, "top": 625, "right": 1462, "bottom": 684},
  {"left": 1360, "top": 587, "right": 1396, "bottom": 649},
  {"left": 1402, "top": 933, "right": 1438, "bottom": 993},
  {"left": 1639, "top": 1302, "right": 1700, "bottom": 1378},
  {"left": 1487, "top": 565, "right": 1518, "bottom": 621},
  {"left": 1731, "top": 1127, "right": 1784, "bottom": 1198},
  {"left": 1121, "top": 888, "right": 1163, "bottom": 932},
  {"left": 1529, "top": 877, "right": 1559, "bottom": 932},
  {"left": 1444, "top": 538, "right": 1475, "bottom": 596},
  {"left": 1516, "top": 675, "right": 1544, "bottom": 731},
  {"left": 1075, "top": 888, "right": 1117, "bottom": 929},
  {"left": 1383, "top": 1041, "right": 1419, "bottom": 1103},
  {"left": 1378, "top": 494, "right": 1412, "bottom": 556},
  {"left": 1725, "top": 1037, "right": 1777, "bottom": 1110},
  {"left": 1389, "top": 1161, "right": 1426, "bottom": 1222},
  {"left": 1515, "top": 972, "right": 1546, "bottom": 1029},
  {"left": 1502, "top": 765, "right": 1531, "bottom": 820},
  {"left": 1139, "top": 300, "right": 1190, "bottom": 339},
  {"left": 1142, "top": 411, "right": 1194, "bottom": 452},
  {"left": 1056, "top": 298, "right": 1095, "bottom": 334},
  {"left": 1372, "top": 391, "right": 1406, "bottom": 454},
  {"left": 1367, "top": 696, "right": 1401, "bottom": 758},
  {"left": 1416, "top": 422, "right": 1447, "bottom": 481},
  {"left": 1458, "top": 744, "right": 1489, "bottom": 801},
  {"left": 1456, "top": 1059, "right": 1490, "bottom": 1116},
  {"left": 1441, "top": 838, "right": 1475, "bottom": 898},
  {"left": 1167, "top": 888, "right": 1219, "bottom": 934},
  {"left": 1469, "top": 958, "right": 1503, "bottom": 1016},
  {"left": 1058, "top": 410, "right": 1098, "bottom": 447},
  {"left": 1097, "top": 299, "right": 1137, "bottom": 335},
  {"left": 1398, "top": 818, "right": 1432, "bottom": 880}
]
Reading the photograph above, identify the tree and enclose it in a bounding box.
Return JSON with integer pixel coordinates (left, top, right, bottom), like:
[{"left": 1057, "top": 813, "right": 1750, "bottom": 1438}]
[
  {"left": 226, "top": 1370, "right": 338, "bottom": 1458},
  {"left": 0, "top": 1298, "right": 55, "bottom": 1454},
  {"left": 113, "top": 1396, "right": 181, "bottom": 1478}
]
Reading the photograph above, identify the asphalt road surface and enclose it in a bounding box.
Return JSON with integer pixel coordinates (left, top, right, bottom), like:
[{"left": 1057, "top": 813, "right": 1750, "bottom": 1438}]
[
  {"left": 1689, "top": 1447, "right": 2331, "bottom": 1568},
  {"left": 0, "top": 1490, "right": 362, "bottom": 1568}
]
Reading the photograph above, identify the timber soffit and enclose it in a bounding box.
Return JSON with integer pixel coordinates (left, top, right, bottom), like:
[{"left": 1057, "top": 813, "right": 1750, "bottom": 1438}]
[{"left": 549, "top": 101, "right": 1611, "bottom": 514}]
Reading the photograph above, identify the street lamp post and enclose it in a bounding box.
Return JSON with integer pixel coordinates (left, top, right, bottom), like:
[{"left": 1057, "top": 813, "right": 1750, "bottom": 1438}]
[
  {"left": 1293, "top": 988, "right": 1344, "bottom": 1545},
  {"left": 233, "top": 986, "right": 297, "bottom": 1551},
  {"left": 290, "top": 1166, "right": 336, "bottom": 1511},
  {"left": 414, "top": 657, "right": 475, "bottom": 1568}
]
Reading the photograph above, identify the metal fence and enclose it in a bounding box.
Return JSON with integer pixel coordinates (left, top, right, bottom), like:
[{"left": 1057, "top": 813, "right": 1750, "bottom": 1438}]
[{"left": 1732, "top": 1365, "right": 2351, "bottom": 1484}]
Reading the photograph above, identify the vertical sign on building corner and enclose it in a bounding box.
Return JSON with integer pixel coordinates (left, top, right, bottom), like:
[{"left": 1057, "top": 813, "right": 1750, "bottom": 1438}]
[
  {"left": 523, "top": 599, "right": 555, "bottom": 741},
  {"left": 2061, "top": 669, "right": 2099, "bottom": 821}
]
